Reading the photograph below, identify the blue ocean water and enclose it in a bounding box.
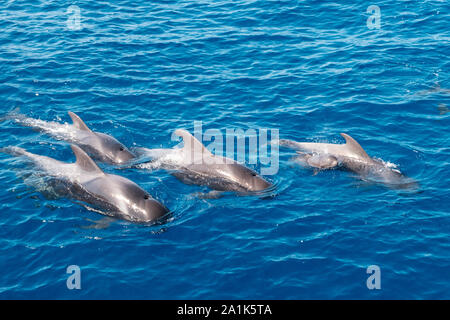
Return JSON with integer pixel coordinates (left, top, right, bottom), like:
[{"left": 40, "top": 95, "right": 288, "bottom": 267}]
[{"left": 0, "top": 0, "right": 449, "bottom": 299}]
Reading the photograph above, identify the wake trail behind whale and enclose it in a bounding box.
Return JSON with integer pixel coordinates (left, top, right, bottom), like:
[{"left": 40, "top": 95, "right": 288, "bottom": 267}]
[
  {"left": 6, "top": 112, "right": 83, "bottom": 144},
  {"left": 131, "top": 147, "right": 186, "bottom": 170}
]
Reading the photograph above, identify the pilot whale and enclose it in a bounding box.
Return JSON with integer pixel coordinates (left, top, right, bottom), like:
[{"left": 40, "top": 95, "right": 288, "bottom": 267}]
[
  {"left": 134, "top": 129, "right": 272, "bottom": 193},
  {"left": 8, "top": 111, "right": 135, "bottom": 164},
  {"left": 1, "top": 145, "right": 169, "bottom": 223},
  {"left": 280, "top": 133, "right": 416, "bottom": 188}
]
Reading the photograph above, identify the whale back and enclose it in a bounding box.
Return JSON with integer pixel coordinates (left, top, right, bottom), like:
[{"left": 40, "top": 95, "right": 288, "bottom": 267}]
[
  {"left": 280, "top": 134, "right": 371, "bottom": 161},
  {"left": 71, "top": 145, "right": 104, "bottom": 174},
  {"left": 68, "top": 111, "right": 92, "bottom": 132},
  {"left": 171, "top": 129, "right": 271, "bottom": 192},
  {"left": 174, "top": 129, "right": 213, "bottom": 163},
  {"left": 340, "top": 133, "right": 371, "bottom": 160}
]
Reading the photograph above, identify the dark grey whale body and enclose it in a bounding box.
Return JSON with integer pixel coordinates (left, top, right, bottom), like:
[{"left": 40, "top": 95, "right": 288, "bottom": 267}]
[
  {"left": 137, "top": 129, "right": 272, "bottom": 193},
  {"left": 11, "top": 111, "right": 135, "bottom": 164},
  {"left": 2, "top": 145, "right": 169, "bottom": 223},
  {"left": 280, "top": 133, "right": 417, "bottom": 188}
]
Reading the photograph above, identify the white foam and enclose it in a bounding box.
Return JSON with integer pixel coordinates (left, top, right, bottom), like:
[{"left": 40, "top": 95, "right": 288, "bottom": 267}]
[{"left": 14, "top": 114, "right": 84, "bottom": 144}]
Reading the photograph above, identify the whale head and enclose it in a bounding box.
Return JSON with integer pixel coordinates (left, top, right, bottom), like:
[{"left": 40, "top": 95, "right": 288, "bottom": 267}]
[
  {"left": 104, "top": 174, "right": 170, "bottom": 222},
  {"left": 68, "top": 111, "right": 135, "bottom": 164},
  {"left": 226, "top": 163, "right": 272, "bottom": 192},
  {"left": 94, "top": 132, "right": 136, "bottom": 164}
]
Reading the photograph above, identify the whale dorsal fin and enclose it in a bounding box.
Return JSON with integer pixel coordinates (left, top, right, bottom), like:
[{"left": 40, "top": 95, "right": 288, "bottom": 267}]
[
  {"left": 340, "top": 133, "right": 370, "bottom": 159},
  {"left": 71, "top": 145, "right": 104, "bottom": 174},
  {"left": 174, "top": 129, "right": 212, "bottom": 156},
  {"left": 68, "top": 111, "right": 91, "bottom": 132}
]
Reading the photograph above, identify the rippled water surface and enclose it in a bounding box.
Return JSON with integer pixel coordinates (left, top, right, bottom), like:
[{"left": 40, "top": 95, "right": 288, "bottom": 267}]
[{"left": 0, "top": 0, "right": 449, "bottom": 299}]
